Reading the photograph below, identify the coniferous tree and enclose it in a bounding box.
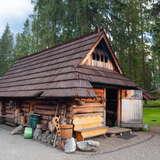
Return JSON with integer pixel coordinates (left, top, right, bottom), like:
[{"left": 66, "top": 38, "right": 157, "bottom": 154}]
[
  {"left": 150, "top": 1, "right": 160, "bottom": 88},
  {"left": 15, "top": 19, "right": 34, "bottom": 58},
  {"left": 11, "top": 0, "right": 159, "bottom": 90},
  {"left": 0, "top": 24, "right": 14, "bottom": 76}
]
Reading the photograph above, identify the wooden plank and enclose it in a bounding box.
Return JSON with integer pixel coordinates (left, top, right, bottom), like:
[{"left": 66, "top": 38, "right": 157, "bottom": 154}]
[
  {"left": 35, "top": 105, "right": 56, "bottom": 110},
  {"left": 82, "top": 127, "right": 107, "bottom": 137},
  {"left": 106, "top": 127, "right": 132, "bottom": 136},
  {"left": 73, "top": 113, "right": 104, "bottom": 118},
  {"left": 72, "top": 101, "right": 105, "bottom": 130},
  {"left": 72, "top": 103, "right": 104, "bottom": 108},
  {"left": 117, "top": 89, "right": 121, "bottom": 126},
  {"left": 103, "top": 88, "right": 106, "bottom": 125},
  {"left": 73, "top": 115, "right": 103, "bottom": 124},
  {"left": 74, "top": 123, "right": 103, "bottom": 130},
  {"left": 34, "top": 109, "right": 55, "bottom": 116},
  {"left": 72, "top": 107, "right": 104, "bottom": 114},
  {"left": 73, "top": 114, "right": 104, "bottom": 130},
  {"left": 76, "top": 126, "right": 108, "bottom": 141}
]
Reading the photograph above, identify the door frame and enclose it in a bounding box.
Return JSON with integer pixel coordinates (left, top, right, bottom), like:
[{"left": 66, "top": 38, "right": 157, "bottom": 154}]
[
  {"left": 105, "top": 88, "right": 121, "bottom": 127},
  {"left": 117, "top": 89, "right": 121, "bottom": 126}
]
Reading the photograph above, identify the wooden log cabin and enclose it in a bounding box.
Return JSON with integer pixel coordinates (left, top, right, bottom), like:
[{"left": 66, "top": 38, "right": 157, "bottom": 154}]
[{"left": 0, "top": 29, "right": 143, "bottom": 140}]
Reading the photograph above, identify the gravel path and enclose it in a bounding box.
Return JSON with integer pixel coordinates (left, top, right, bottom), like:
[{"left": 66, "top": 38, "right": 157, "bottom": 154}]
[{"left": 0, "top": 125, "right": 160, "bottom": 160}]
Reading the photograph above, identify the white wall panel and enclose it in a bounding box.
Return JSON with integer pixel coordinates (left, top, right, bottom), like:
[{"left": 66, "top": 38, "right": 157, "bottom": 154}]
[{"left": 121, "top": 99, "right": 143, "bottom": 123}]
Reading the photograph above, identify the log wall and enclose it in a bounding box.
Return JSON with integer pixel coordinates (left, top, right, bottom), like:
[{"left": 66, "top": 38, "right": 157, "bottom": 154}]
[
  {"left": 0, "top": 100, "right": 74, "bottom": 128},
  {"left": 71, "top": 88, "right": 106, "bottom": 131},
  {"left": 0, "top": 88, "right": 106, "bottom": 130}
]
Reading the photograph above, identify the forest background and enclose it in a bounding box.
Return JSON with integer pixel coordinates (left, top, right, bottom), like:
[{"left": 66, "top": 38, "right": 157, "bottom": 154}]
[{"left": 0, "top": 0, "right": 159, "bottom": 91}]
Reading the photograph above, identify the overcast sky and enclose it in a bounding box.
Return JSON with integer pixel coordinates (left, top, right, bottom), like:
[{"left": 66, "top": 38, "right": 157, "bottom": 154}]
[{"left": 0, "top": 0, "right": 33, "bottom": 36}]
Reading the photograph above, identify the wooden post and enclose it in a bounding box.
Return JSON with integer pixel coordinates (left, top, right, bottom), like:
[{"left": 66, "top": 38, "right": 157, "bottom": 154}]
[
  {"left": 117, "top": 89, "right": 121, "bottom": 127},
  {"left": 0, "top": 102, "right": 2, "bottom": 116},
  {"left": 104, "top": 88, "right": 106, "bottom": 126},
  {"left": 0, "top": 101, "right": 6, "bottom": 123}
]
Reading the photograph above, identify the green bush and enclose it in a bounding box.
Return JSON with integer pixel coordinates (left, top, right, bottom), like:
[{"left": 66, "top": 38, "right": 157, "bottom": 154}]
[{"left": 143, "top": 100, "right": 160, "bottom": 108}]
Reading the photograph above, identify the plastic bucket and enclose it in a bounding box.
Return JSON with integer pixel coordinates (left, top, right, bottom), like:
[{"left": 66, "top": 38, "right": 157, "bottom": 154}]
[
  {"left": 29, "top": 114, "right": 40, "bottom": 129},
  {"left": 24, "top": 127, "right": 33, "bottom": 139}
]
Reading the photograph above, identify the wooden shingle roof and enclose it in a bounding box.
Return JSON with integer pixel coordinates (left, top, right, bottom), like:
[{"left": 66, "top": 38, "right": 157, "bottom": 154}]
[
  {"left": 77, "top": 65, "right": 137, "bottom": 87},
  {"left": 0, "top": 30, "right": 137, "bottom": 98}
]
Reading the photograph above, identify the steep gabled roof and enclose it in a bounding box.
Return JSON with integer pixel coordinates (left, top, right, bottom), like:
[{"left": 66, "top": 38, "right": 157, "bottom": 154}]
[{"left": 0, "top": 29, "right": 137, "bottom": 98}]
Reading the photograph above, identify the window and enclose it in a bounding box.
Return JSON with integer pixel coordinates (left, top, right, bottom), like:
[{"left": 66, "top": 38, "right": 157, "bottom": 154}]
[
  {"left": 90, "top": 40, "right": 114, "bottom": 70},
  {"left": 92, "top": 52, "right": 105, "bottom": 62},
  {"left": 104, "top": 55, "right": 108, "bottom": 62},
  {"left": 96, "top": 53, "right": 100, "bottom": 61},
  {"left": 92, "top": 52, "right": 96, "bottom": 60},
  {"left": 100, "top": 54, "right": 104, "bottom": 62}
]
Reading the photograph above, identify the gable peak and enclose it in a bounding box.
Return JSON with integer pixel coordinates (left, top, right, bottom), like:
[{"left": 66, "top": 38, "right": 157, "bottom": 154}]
[{"left": 80, "top": 32, "right": 123, "bottom": 74}]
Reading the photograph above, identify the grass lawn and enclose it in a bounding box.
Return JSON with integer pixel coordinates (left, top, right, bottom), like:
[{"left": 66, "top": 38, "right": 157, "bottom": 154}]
[{"left": 143, "top": 107, "right": 160, "bottom": 126}]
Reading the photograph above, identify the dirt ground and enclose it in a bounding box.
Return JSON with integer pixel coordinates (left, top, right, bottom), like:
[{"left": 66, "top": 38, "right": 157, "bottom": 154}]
[{"left": 0, "top": 125, "right": 160, "bottom": 160}]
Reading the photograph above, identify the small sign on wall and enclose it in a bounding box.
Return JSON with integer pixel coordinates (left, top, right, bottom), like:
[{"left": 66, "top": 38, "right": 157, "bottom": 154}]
[{"left": 122, "top": 90, "right": 142, "bottom": 100}]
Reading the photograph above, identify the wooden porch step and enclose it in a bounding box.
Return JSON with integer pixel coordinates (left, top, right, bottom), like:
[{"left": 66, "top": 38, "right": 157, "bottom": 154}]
[
  {"left": 75, "top": 126, "right": 108, "bottom": 141},
  {"left": 106, "top": 127, "right": 132, "bottom": 137}
]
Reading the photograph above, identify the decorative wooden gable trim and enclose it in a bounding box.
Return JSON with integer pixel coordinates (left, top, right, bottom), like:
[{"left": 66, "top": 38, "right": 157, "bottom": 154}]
[{"left": 80, "top": 30, "right": 123, "bottom": 74}]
